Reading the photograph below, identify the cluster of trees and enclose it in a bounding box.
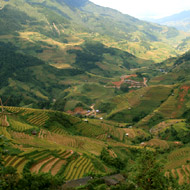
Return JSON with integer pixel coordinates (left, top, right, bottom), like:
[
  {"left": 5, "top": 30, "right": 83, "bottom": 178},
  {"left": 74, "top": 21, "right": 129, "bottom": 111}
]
[
  {"left": 81, "top": 150, "right": 190, "bottom": 190},
  {"left": 0, "top": 5, "right": 34, "bottom": 35},
  {"left": 159, "top": 126, "right": 190, "bottom": 144},
  {"left": 0, "top": 42, "right": 79, "bottom": 108},
  {"left": 100, "top": 148, "right": 125, "bottom": 170}
]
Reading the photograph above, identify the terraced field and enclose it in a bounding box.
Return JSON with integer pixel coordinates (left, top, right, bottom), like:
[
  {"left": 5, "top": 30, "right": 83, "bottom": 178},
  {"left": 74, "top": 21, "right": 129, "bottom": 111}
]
[
  {"left": 27, "top": 111, "right": 49, "bottom": 126},
  {"left": 9, "top": 119, "right": 34, "bottom": 132},
  {"left": 50, "top": 126, "right": 67, "bottom": 135},
  {"left": 4, "top": 106, "right": 53, "bottom": 125},
  {"left": 43, "top": 130, "right": 82, "bottom": 148},
  {"left": 108, "top": 85, "right": 173, "bottom": 123},
  {"left": 141, "top": 139, "right": 169, "bottom": 149},
  {"left": 88, "top": 119, "right": 126, "bottom": 141},
  {"left": 164, "top": 146, "right": 190, "bottom": 184},
  {"left": 123, "top": 128, "right": 149, "bottom": 139},
  {"left": 63, "top": 156, "right": 96, "bottom": 180},
  {"left": 75, "top": 122, "right": 105, "bottom": 138},
  {"left": 157, "top": 88, "right": 179, "bottom": 118},
  {"left": 96, "top": 134, "right": 108, "bottom": 141},
  {"left": 107, "top": 87, "right": 149, "bottom": 118},
  {"left": 3, "top": 149, "right": 78, "bottom": 176},
  {"left": 166, "top": 165, "right": 190, "bottom": 185},
  {"left": 2, "top": 105, "right": 190, "bottom": 185},
  {"left": 4, "top": 155, "right": 29, "bottom": 174},
  {"left": 150, "top": 119, "right": 185, "bottom": 135},
  {"left": 9, "top": 130, "right": 34, "bottom": 140}
]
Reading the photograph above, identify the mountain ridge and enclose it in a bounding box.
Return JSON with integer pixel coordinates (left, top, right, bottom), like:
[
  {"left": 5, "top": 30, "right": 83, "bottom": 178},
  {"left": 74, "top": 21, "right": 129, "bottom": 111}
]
[
  {"left": 1, "top": 0, "right": 190, "bottom": 62},
  {"left": 151, "top": 10, "right": 190, "bottom": 32}
]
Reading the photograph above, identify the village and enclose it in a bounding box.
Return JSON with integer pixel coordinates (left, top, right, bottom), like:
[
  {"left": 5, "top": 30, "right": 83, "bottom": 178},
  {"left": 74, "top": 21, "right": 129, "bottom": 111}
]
[{"left": 111, "top": 74, "right": 148, "bottom": 89}]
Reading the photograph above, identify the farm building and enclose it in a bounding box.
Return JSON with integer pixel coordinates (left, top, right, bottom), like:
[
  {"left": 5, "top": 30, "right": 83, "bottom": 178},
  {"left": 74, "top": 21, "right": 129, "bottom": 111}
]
[
  {"left": 103, "top": 174, "right": 125, "bottom": 186},
  {"left": 62, "top": 174, "right": 125, "bottom": 189},
  {"left": 62, "top": 177, "right": 92, "bottom": 189}
]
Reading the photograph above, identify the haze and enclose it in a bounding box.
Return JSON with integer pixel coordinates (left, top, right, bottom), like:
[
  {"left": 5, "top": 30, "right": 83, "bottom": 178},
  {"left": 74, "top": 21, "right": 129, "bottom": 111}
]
[{"left": 90, "top": 0, "right": 190, "bottom": 19}]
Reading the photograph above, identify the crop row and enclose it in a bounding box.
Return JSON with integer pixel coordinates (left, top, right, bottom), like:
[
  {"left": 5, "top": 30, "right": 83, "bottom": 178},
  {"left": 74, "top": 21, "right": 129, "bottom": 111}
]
[
  {"left": 166, "top": 165, "right": 190, "bottom": 185},
  {"left": 27, "top": 112, "right": 49, "bottom": 126},
  {"left": 4, "top": 155, "right": 28, "bottom": 173},
  {"left": 5, "top": 106, "right": 26, "bottom": 113},
  {"left": 29, "top": 150, "right": 74, "bottom": 175},
  {"left": 51, "top": 126, "right": 66, "bottom": 135},
  {"left": 101, "top": 124, "right": 125, "bottom": 141},
  {"left": 4, "top": 149, "right": 73, "bottom": 175},
  {"left": 168, "top": 147, "right": 190, "bottom": 161},
  {"left": 64, "top": 156, "right": 95, "bottom": 180},
  {"left": 75, "top": 122, "right": 104, "bottom": 137},
  {"left": 9, "top": 119, "right": 34, "bottom": 132},
  {"left": 45, "top": 132, "right": 80, "bottom": 148},
  {"left": 96, "top": 134, "right": 107, "bottom": 141},
  {"left": 144, "top": 139, "right": 169, "bottom": 149},
  {"left": 10, "top": 130, "right": 34, "bottom": 140},
  {"left": 5, "top": 148, "right": 113, "bottom": 182}
]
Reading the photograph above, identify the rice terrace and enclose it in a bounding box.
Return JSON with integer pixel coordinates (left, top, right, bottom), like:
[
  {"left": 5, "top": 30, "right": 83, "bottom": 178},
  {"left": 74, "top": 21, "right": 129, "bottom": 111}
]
[{"left": 1, "top": 0, "right": 190, "bottom": 189}]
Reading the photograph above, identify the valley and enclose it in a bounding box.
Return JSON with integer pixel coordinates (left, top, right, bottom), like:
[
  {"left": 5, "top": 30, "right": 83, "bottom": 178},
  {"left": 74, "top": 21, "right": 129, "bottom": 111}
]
[{"left": 0, "top": 0, "right": 190, "bottom": 189}]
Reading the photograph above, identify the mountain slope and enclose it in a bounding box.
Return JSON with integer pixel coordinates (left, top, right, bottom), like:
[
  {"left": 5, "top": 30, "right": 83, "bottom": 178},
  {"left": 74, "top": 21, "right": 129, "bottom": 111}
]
[
  {"left": 150, "top": 50, "right": 190, "bottom": 85},
  {"left": 153, "top": 10, "right": 190, "bottom": 32},
  {"left": 0, "top": 40, "right": 149, "bottom": 108},
  {"left": 0, "top": 0, "right": 190, "bottom": 62}
]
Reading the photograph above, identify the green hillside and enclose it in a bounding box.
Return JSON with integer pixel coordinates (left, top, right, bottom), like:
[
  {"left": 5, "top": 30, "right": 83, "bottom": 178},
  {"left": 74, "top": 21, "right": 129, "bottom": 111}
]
[
  {"left": 0, "top": 40, "right": 151, "bottom": 109},
  {"left": 0, "top": 106, "right": 151, "bottom": 178},
  {"left": 0, "top": 0, "right": 190, "bottom": 63},
  {"left": 1, "top": 0, "right": 190, "bottom": 189},
  {"left": 150, "top": 50, "right": 190, "bottom": 85}
]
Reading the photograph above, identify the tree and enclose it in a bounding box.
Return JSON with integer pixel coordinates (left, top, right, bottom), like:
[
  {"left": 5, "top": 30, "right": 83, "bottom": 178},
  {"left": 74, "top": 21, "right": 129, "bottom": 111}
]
[
  {"left": 17, "top": 172, "right": 64, "bottom": 190},
  {"left": 133, "top": 150, "right": 169, "bottom": 190},
  {"left": 120, "top": 83, "right": 129, "bottom": 93},
  {"left": 0, "top": 135, "right": 19, "bottom": 190}
]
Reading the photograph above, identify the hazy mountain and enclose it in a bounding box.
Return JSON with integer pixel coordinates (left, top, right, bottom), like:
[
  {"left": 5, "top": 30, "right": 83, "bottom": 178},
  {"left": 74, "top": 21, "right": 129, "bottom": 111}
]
[{"left": 152, "top": 10, "right": 190, "bottom": 32}]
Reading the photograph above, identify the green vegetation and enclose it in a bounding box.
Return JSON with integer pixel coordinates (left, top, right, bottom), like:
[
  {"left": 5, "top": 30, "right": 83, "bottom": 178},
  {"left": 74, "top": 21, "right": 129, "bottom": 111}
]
[
  {"left": 100, "top": 148, "right": 125, "bottom": 170},
  {"left": 108, "top": 86, "right": 172, "bottom": 123},
  {"left": 0, "top": 106, "right": 190, "bottom": 189},
  {"left": 159, "top": 122, "right": 190, "bottom": 144},
  {"left": 1, "top": 0, "right": 190, "bottom": 189}
]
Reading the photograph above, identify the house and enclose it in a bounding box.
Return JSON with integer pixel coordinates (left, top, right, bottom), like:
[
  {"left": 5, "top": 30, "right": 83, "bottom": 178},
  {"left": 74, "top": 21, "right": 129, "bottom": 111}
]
[
  {"left": 62, "top": 174, "right": 125, "bottom": 189},
  {"left": 104, "top": 178, "right": 118, "bottom": 186},
  {"left": 62, "top": 177, "right": 92, "bottom": 190},
  {"left": 31, "top": 130, "right": 37, "bottom": 136},
  {"left": 103, "top": 174, "right": 125, "bottom": 186}
]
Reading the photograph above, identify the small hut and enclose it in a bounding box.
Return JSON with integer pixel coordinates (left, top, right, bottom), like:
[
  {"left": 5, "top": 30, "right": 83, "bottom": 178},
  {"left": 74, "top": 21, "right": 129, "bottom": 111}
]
[
  {"left": 103, "top": 174, "right": 125, "bottom": 186},
  {"left": 31, "top": 130, "right": 37, "bottom": 136}
]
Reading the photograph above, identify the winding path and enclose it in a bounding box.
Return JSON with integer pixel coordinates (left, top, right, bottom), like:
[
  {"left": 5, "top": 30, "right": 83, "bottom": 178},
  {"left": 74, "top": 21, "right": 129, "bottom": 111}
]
[
  {"left": 0, "top": 3, "right": 4, "bottom": 11},
  {"left": 143, "top": 77, "right": 148, "bottom": 87},
  {"left": 86, "top": 104, "right": 96, "bottom": 117}
]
